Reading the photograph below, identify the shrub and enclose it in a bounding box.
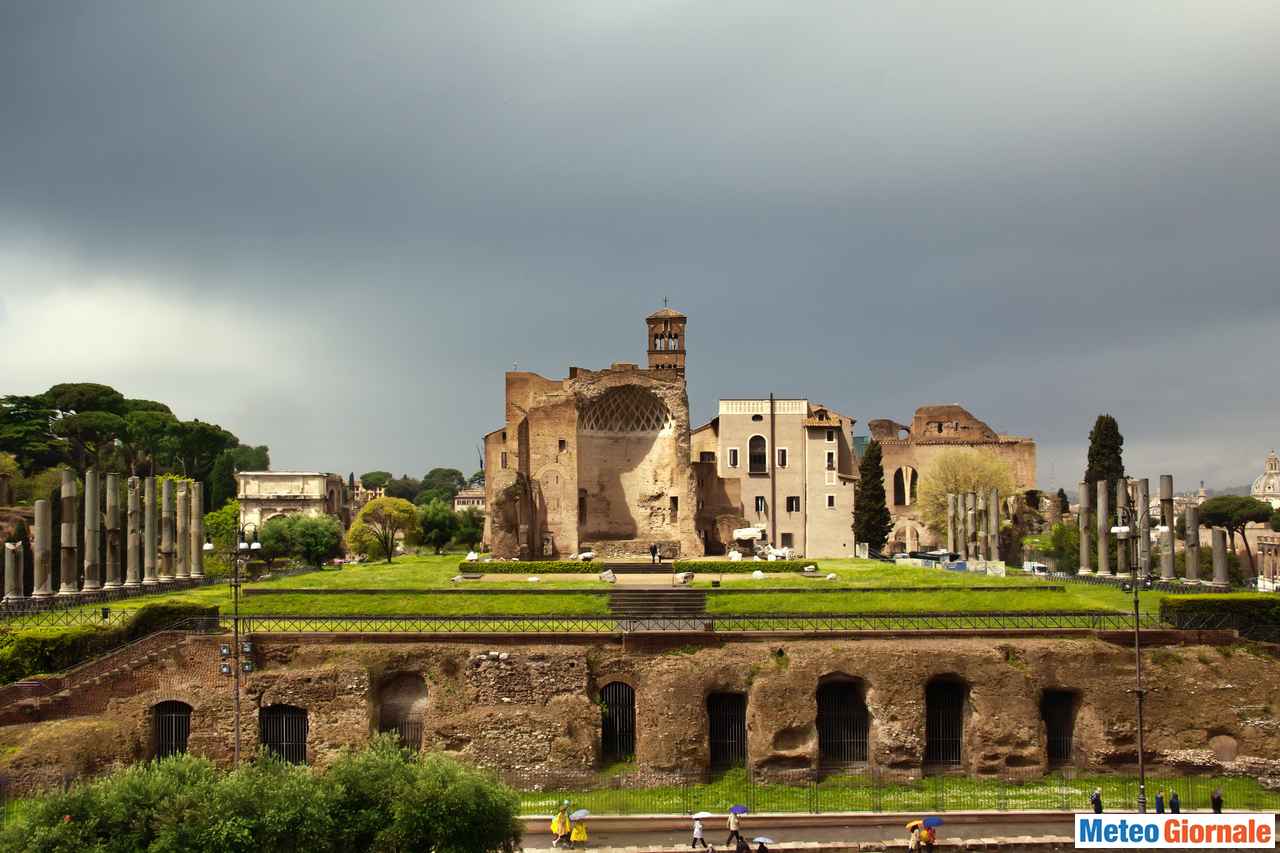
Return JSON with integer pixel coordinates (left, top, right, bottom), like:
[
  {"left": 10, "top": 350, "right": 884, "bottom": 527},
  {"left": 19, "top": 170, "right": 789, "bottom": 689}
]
[
  {"left": 673, "top": 559, "right": 820, "bottom": 574},
  {"left": 1160, "top": 594, "right": 1280, "bottom": 642},
  {"left": 457, "top": 560, "right": 602, "bottom": 574}
]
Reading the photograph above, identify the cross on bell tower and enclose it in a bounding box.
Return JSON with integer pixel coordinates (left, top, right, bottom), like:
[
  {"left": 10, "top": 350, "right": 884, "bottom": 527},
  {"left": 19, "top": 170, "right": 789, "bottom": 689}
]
[{"left": 646, "top": 304, "right": 687, "bottom": 374}]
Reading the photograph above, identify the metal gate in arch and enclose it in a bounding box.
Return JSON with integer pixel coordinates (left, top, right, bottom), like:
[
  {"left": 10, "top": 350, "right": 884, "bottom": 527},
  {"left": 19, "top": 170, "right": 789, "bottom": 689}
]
[
  {"left": 707, "top": 693, "right": 747, "bottom": 769},
  {"left": 152, "top": 701, "right": 192, "bottom": 758},
  {"left": 600, "top": 682, "right": 635, "bottom": 761},
  {"left": 260, "top": 704, "right": 309, "bottom": 764},
  {"left": 816, "top": 681, "right": 869, "bottom": 766}
]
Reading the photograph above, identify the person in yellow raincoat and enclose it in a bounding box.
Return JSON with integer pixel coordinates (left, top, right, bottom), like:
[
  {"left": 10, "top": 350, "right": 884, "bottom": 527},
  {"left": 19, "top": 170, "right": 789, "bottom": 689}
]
[
  {"left": 551, "top": 803, "right": 570, "bottom": 847},
  {"left": 569, "top": 818, "right": 589, "bottom": 849}
]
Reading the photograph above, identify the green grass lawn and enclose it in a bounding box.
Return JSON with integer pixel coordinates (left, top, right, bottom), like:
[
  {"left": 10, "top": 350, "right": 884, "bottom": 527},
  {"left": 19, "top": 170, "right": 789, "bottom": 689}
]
[
  {"left": 519, "top": 767, "right": 1280, "bottom": 815},
  {"left": 56, "top": 553, "right": 1166, "bottom": 618}
]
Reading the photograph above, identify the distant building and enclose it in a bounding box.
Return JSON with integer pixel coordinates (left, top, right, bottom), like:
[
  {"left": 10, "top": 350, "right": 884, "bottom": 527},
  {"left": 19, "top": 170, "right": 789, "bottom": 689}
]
[
  {"left": 350, "top": 478, "right": 385, "bottom": 516},
  {"left": 691, "top": 400, "right": 857, "bottom": 557},
  {"left": 236, "top": 471, "right": 348, "bottom": 530},
  {"left": 1252, "top": 451, "right": 1280, "bottom": 509},
  {"left": 453, "top": 487, "right": 486, "bottom": 515}
]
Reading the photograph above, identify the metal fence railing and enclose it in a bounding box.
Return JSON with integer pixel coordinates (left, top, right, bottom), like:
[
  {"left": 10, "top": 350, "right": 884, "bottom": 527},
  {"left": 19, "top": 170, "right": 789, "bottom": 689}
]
[
  {"left": 519, "top": 768, "right": 1280, "bottom": 816},
  {"left": 0, "top": 607, "right": 134, "bottom": 629}
]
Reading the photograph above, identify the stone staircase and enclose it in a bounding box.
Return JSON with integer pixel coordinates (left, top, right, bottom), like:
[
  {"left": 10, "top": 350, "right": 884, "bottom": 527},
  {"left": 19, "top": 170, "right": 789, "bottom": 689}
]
[
  {"left": 608, "top": 587, "right": 708, "bottom": 621},
  {"left": 600, "top": 561, "right": 674, "bottom": 575}
]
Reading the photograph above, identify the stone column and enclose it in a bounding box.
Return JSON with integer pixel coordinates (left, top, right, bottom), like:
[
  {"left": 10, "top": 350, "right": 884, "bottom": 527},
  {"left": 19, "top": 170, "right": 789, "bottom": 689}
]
[
  {"left": 975, "top": 491, "right": 987, "bottom": 560},
  {"left": 1135, "top": 478, "right": 1151, "bottom": 579},
  {"left": 1114, "top": 479, "right": 1131, "bottom": 578},
  {"left": 1184, "top": 504, "right": 1201, "bottom": 584},
  {"left": 967, "top": 492, "right": 979, "bottom": 559},
  {"left": 1077, "top": 481, "right": 1093, "bottom": 574},
  {"left": 143, "top": 477, "right": 158, "bottom": 585},
  {"left": 1096, "top": 480, "right": 1111, "bottom": 576},
  {"left": 946, "top": 494, "right": 957, "bottom": 555},
  {"left": 160, "top": 478, "right": 175, "bottom": 582},
  {"left": 126, "top": 477, "right": 142, "bottom": 587},
  {"left": 3, "top": 542, "right": 21, "bottom": 601},
  {"left": 82, "top": 469, "right": 102, "bottom": 591},
  {"left": 104, "top": 473, "right": 122, "bottom": 588},
  {"left": 33, "top": 499, "right": 53, "bottom": 598},
  {"left": 190, "top": 482, "right": 205, "bottom": 578},
  {"left": 176, "top": 482, "right": 190, "bottom": 580},
  {"left": 58, "top": 470, "right": 79, "bottom": 595},
  {"left": 1159, "top": 475, "right": 1175, "bottom": 581},
  {"left": 988, "top": 487, "right": 1000, "bottom": 562},
  {"left": 1211, "top": 527, "right": 1230, "bottom": 588}
]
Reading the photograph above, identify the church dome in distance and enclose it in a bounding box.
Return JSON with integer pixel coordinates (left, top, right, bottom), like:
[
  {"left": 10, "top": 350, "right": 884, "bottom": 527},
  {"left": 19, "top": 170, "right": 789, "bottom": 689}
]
[{"left": 1252, "top": 450, "right": 1280, "bottom": 509}]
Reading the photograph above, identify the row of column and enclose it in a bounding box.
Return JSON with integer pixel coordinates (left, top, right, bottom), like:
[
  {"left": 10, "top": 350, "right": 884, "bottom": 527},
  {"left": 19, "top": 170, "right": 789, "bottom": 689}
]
[
  {"left": 3, "top": 472, "right": 204, "bottom": 602},
  {"left": 1076, "top": 474, "right": 1228, "bottom": 588},
  {"left": 944, "top": 488, "right": 1001, "bottom": 562}
]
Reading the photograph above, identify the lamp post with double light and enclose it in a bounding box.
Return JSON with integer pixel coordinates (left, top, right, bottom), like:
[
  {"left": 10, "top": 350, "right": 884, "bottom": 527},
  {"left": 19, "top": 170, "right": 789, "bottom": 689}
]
[
  {"left": 1112, "top": 496, "right": 1154, "bottom": 813},
  {"left": 203, "top": 522, "right": 259, "bottom": 766}
]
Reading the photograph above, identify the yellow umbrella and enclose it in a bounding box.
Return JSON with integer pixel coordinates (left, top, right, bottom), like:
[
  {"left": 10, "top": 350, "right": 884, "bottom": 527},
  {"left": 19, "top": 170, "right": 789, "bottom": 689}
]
[{"left": 905, "top": 820, "right": 923, "bottom": 830}]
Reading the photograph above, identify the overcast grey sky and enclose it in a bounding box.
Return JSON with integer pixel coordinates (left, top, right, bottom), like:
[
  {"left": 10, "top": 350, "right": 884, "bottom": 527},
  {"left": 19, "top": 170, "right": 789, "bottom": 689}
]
[{"left": 2, "top": 2, "right": 1278, "bottom": 493}]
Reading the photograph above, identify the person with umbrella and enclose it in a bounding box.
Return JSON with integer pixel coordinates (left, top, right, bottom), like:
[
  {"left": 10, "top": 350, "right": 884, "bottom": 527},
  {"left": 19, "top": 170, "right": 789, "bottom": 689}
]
[
  {"left": 725, "top": 805, "right": 747, "bottom": 848},
  {"left": 691, "top": 812, "right": 711, "bottom": 848},
  {"left": 551, "top": 801, "right": 571, "bottom": 847},
  {"left": 569, "top": 808, "right": 590, "bottom": 848},
  {"left": 905, "top": 820, "right": 922, "bottom": 852},
  {"left": 753, "top": 837, "right": 774, "bottom": 853},
  {"left": 920, "top": 817, "right": 942, "bottom": 852}
]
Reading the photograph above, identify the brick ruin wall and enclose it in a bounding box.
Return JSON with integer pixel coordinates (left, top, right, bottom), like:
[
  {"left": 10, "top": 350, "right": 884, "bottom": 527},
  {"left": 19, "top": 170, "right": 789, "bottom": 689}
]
[{"left": 2, "top": 634, "right": 1278, "bottom": 793}]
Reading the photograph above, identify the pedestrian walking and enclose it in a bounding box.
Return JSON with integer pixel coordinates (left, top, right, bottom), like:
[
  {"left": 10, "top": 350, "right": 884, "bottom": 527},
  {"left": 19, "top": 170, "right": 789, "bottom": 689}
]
[
  {"left": 734, "top": 836, "right": 750, "bottom": 853},
  {"left": 692, "top": 817, "right": 708, "bottom": 848},
  {"left": 551, "top": 803, "right": 570, "bottom": 847},
  {"left": 569, "top": 818, "right": 589, "bottom": 849},
  {"left": 1170, "top": 791, "right": 1181, "bottom": 814},
  {"left": 725, "top": 810, "right": 743, "bottom": 847},
  {"left": 921, "top": 825, "right": 936, "bottom": 852},
  {"left": 1090, "top": 788, "right": 1103, "bottom": 814},
  {"left": 1155, "top": 790, "right": 1165, "bottom": 813},
  {"left": 908, "top": 825, "right": 921, "bottom": 852},
  {"left": 1211, "top": 788, "right": 1223, "bottom": 814},
  {"left": 650, "top": 543, "right": 659, "bottom": 564}
]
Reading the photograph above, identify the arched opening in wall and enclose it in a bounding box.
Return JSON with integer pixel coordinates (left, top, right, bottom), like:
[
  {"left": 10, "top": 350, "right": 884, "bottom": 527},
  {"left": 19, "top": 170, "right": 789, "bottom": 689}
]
[
  {"left": 260, "top": 704, "right": 309, "bottom": 764},
  {"left": 378, "top": 672, "right": 428, "bottom": 750},
  {"left": 600, "top": 681, "right": 635, "bottom": 762},
  {"left": 706, "top": 692, "right": 747, "bottom": 770},
  {"left": 909, "top": 470, "right": 918, "bottom": 504},
  {"left": 1040, "top": 690, "right": 1078, "bottom": 767},
  {"left": 748, "top": 436, "right": 767, "bottom": 474},
  {"left": 923, "top": 677, "right": 968, "bottom": 768},
  {"left": 893, "top": 469, "right": 906, "bottom": 506},
  {"left": 151, "top": 700, "right": 192, "bottom": 758},
  {"left": 816, "top": 678, "right": 869, "bottom": 768}
]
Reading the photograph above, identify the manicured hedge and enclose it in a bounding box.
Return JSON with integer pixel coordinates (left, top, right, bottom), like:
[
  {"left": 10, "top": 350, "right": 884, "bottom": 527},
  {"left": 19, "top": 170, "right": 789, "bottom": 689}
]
[
  {"left": 1160, "top": 594, "right": 1280, "bottom": 642},
  {"left": 673, "top": 560, "right": 821, "bottom": 574},
  {"left": 0, "top": 600, "right": 219, "bottom": 685},
  {"left": 457, "top": 560, "right": 605, "bottom": 574}
]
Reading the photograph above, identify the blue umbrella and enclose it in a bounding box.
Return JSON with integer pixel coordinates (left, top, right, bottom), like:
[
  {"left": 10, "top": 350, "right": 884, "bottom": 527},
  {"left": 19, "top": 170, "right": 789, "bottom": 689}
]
[
  {"left": 923, "top": 816, "right": 943, "bottom": 828},
  {"left": 730, "top": 805, "right": 749, "bottom": 815}
]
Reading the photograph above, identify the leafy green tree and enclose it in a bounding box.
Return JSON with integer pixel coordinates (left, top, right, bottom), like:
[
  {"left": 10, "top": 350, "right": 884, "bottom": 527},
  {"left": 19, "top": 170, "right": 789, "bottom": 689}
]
[
  {"left": 853, "top": 440, "right": 893, "bottom": 552},
  {"left": 467, "top": 469, "right": 485, "bottom": 488},
  {"left": 123, "top": 409, "right": 179, "bottom": 475},
  {"left": 455, "top": 507, "right": 485, "bottom": 550},
  {"left": 416, "top": 467, "right": 467, "bottom": 505},
  {"left": 359, "top": 470, "right": 393, "bottom": 489},
  {"left": 52, "top": 410, "right": 126, "bottom": 473},
  {"left": 209, "top": 444, "right": 270, "bottom": 509},
  {"left": 258, "top": 515, "right": 295, "bottom": 569},
  {"left": 1084, "top": 414, "right": 1125, "bottom": 489},
  {"left": 1197, "top": 495, "right": 1274, "bottom": 570},
  {"left": 121, "top": 398, "right": 173, "bottom": 415},
  {"left": 1057, "top": 488, "right": 1070, "bottom": 514},
  {"left": 916, "top": 448, "right": 1016, "bottom": 536},
  {"left": 384, "top": 475, "right": 422, "bottom": 501},
  {"left": 42, "top": 382, "right": 127, "bottom": 416},
  {"left": 1272, "top": 510, "right": 1280, "bottom": 533},
  {"left": 203, "top": 500, "right": 241, "bottom": 551},
  {"left": 418, "top": 498, "right": 459, "bottom": 554},
  {"left": 171, "top": 419, "right": 238, "bottom": 481},
  {"left": 348, "top": 497, "right": 418, "bottom": 563},
  {"left": 290, "top": 516, "right": 345, "bottom": 566},
  {"left": 0, "top": 395, "right": 64, "bottom": 474}
]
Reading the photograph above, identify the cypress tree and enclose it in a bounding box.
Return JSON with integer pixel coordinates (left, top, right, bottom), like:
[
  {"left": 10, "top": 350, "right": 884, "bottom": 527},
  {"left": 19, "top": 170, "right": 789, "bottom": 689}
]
[
  {"left": 1084, "top": 414, "right": 1125, "bottom": 488},
  {"left": 854, "top": 440, "right": 893, "bottom": 552},
  {"left": 1057, "top": 488, "right": 1070, "bottom": 514}
]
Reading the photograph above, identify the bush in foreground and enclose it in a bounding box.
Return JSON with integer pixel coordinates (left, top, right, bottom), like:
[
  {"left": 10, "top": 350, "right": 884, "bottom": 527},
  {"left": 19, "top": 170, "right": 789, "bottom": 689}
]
[{"left": 1, "top": 736, "right": 521, "bottom": 853}]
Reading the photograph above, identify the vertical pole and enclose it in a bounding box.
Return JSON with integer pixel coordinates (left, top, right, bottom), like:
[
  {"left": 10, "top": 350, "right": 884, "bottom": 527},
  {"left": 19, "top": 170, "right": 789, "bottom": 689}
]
[
  {"left": 1115, "top": 479, "right": 1131, "bottom": 578},
  {"left": 1211, "top": 528, "right": 1229, "bottom": 588},
  {"left": 3, "top": 543, "right": 20, "bottom": 601},
  {"left": 1159, "top": 475, "right": 1175, "bottom": 581},
  {"left": 58, "top": 470, "right": 80, "bottom": 596},
  {"left": 82, "top": 469, "right": 102, "bottom": 591},
  {"left": 160, "top": 479, "right": 175, "bottom": 582},
  {"left": 1184, "top": 505, "right": 1201, "bottom": 584},
  {"left": 1133, "top": 578, "right": 1147, "bottom": 813},
  {"left": 126, "top": 477, "right": 142, "bottom": 587},
  {"left": 176, "top": 482, "right": 190, "bottom": 580},
  {"left": 1135, "top": 479, "right": 1151, "bottom": 580},
  {"left": 232, "top": 544, "right": 242, "bottom": 766},
  {"left": 946, "top": 494, "right": 956, "bottom": 555},
  {"left": 144, "top": 477, "right": 158, "bottom": 585},
  {"left": 1077, "top": 481, "right": 1093, "bottom": 574},
  {"left": 989, "top": 487, "right": 1000, "bottom": 562},
  {"left": 33, "top": 499, "right": 52, "bottom": 598},
  {"left": 768, "top": 394, "right": 777, "bottom": 548},
  {"left": 104, "top": 473, "right": 121, "bottom": 588},
  {"left": 975, "top": 491, "right": 987, "bottom": 561},
  {"left": 965, "top": 493, "right": 977, "bottom": 561},
  {"left": 190, "top": 482, "right": 205, "bottom": 578},
  {"left": 1096, "top": 480, "right": 1111, "bottom": 577}
]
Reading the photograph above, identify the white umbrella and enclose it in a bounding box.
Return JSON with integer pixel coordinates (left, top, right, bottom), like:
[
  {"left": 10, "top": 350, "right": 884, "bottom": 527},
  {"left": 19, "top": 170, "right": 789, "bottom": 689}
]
[
  {"left": 692, "top": 811, "right": 714, "bottom": 819},
  {"left": 752, "top": 838, "right": 775, "bottom": 845},
  {"left": 570, "top": 808, "right": 590, "bottom": 821}
]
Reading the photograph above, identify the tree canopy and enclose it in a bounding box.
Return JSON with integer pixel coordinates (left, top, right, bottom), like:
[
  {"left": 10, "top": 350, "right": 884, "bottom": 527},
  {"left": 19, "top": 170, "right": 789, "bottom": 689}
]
[
  {"left": 916, "top": 448, "right": 1017, "bottom": 536},
  {"left": 455, "top": 507, "right": 485, "bottom": 550},
  {"left": 347, "top": 497, "right": 418, "bottom": 563},
  {"left": 418, "top": 498, "right": 459, "bottom": 553},
  {"left": 853, "top": 440, "right": 892, "bottom": 552},
  {"left": 415, "top": 467, "right": 467, "bottom": 505},
  {"left": 359, "top": 470, "right": 393, "bottom": 489},
  {"left": 1196, "top": 495, "right": 1273, "bottom": 570},
  {"left": 1084, "top": 414, "right": 1125, "bottom": 488}
]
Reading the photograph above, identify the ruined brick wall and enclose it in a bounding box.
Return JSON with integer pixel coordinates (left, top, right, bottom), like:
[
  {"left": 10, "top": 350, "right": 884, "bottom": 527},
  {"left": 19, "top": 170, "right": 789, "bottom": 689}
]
[{"left": 4, "top": 633, "right": 1280, "bottom": 793}]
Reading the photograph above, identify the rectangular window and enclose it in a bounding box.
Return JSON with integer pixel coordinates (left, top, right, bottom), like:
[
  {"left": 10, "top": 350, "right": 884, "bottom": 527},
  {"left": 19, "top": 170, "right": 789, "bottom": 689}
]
[
  {"left": 776, "top": 448, "right": 788, "bottom": 468},
  {"left": 700, "top": 451, "right": 716, "bottom": 463},
  {"left": 780, "top": 532, "right": 794, "bottom": 549},
  {"left": 728, "top": 448, "right": 739, "bottom": 468},
  {"left": 755, "top": 496, "right": 767, "bottom": 515},
  {"left": 826, "top": 494, "right": 836, "bottom": 509},
  {"left": 826, "top": 429, "right": 835, "bottom": 443},
  {"left": 558, "top": 439, "right": 567, "bottom": 452},
  {"left": 826, "top": 451, "right": 835, "bottom": 470},
  {"left": 786, "top": 496, "right": 800, "bottom": 513},
  {"left": 500, "top": 452, "right": 508, "bottom": 469},
  {"left": 501, "top": 431, "right": 507, "bottom": 441},
  {"left": 669, "top": 496, "right": 678, "bottom": 522}
]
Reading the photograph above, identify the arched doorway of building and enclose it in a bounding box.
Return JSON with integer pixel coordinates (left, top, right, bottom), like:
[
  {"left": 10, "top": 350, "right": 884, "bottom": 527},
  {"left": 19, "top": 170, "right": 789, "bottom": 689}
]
[
  {"left": 707, "top": 692, "right": 747, "bottom": 770},
  {"left": 1041, "top": 690, "right": 1078, "bottom": 767},
  {"left": 816, "top": 678, "right": 870, "bottom": 768},
  {"left": 600, "top": 682, "right": 635, "bottom": 762},
  {"left": 151, "top": 700, "right": 192, "bottom": 758},
  {"left": 260, "top": 704, "right": 309, "bottom": 764},
  {"left": 923, "top": 677, "right": 968, "bottom": 768}
]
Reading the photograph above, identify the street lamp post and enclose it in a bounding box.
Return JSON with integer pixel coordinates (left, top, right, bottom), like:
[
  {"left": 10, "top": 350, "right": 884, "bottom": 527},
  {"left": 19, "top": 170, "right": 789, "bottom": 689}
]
[
  {"left": 204, "top": 522, "right": 259, "bottom": 766},
  {"left": 1112, "top": 497, "right": 1152, "bottom": 813}
]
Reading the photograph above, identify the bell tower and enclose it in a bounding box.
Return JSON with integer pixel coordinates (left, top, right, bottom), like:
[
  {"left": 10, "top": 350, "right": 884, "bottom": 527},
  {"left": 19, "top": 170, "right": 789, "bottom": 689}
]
[{"left": 646, "top": 303, "right": 687, "bottom": 374}]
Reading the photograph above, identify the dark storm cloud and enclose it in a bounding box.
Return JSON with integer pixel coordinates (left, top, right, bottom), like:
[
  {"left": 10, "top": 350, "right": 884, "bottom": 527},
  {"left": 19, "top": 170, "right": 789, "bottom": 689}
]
[{"left": 2, "top": 1, "right": 1278, "bottom": 489}]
